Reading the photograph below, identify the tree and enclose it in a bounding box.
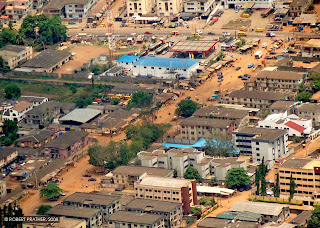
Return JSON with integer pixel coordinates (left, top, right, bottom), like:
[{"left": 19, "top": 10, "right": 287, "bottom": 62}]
[
  {"left": 203, "top": 137, "right": 234, "bottom": 157},
  {"left": 296, "top": 91, "right": 312, "bottom": 102},
  {"left": 1, "top": 120, "right": 18, "bottom": 146},
  {"left": 289, "top": 174, "right": 297, "bottom": 202},
  {"left": 37, "top": 205, "right": 52, "bottom": 215},
  {"left": 40, "top": 183, "right": 63, "bottom": 200},
  {"left": 190, "top": 206, "right": 202, "bottom": 218},
  {"left": 175, "top": 99, "right": 199, "bottom": 118},
  {"left": 4, "top": 84, "right": 21, "bottom": 99},
  {"left": 255, "top": 168, "right": 260, "bottom": 195},
  {"left": 90, "top": 65, "right": 102, "bottom": 75},
  {"left": 273, "top": 173, "right": 280, "bottom": 197},
  {"left": 0, "top": 28, "right": 19, "bottom": 48},
  {"left": 209, "top": 177, "right": 219, "bottom": 186},
  {"left": 307, "top": 205, "right": 320, "bottom": 228},
  {"left": 260, "top": 157, "right": 267, "bottom": 196},
  {"left": 128, "top": 91, "right": 153, "bottom": 108},
  {"left": 0, "top": 56, "right": 9, "bottom": 73},
  {"left": 184, "top": 166, "right": 202, "bottom": 182},
  {"left": 111, "top": 98, "right": 120, "bottom": 105},
  {"left": 225, "top": 168, "right": 251, "bottom": 190}
]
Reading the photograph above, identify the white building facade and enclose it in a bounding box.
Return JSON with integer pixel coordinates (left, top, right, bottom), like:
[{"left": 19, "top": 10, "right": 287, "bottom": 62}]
[
  {"left": 157, "top": 0, "right": 182, "bottom": 16},
  {"left": 183, "top": 0, "right": 215, "bottom": 14},
  {"left": 2, "top": 101, "right": 33, "bottom": 122},
  {"left": 64, "top": 0, "right": 95, "bottom": 19},
  {"left": 223, "top": 0, "right": 273, "bottom": 9},
  {"left": 127, "top": 0, "right": 156, "bottom": 16}
]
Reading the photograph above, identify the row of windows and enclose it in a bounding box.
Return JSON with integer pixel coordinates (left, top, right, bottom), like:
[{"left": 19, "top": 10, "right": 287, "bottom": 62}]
[{"left": 280, "top": 170, "right": 313, "bottom": 175}]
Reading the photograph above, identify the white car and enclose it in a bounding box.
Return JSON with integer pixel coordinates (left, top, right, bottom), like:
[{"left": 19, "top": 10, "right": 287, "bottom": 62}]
[
  {"left": 196, "top": 30, "right": 203, "bottom": 34},
  {"left": 222, "top": 32, "right": 230, "bottom": 37},
  {"left": 282, "top": 48, "right": 288, "bottom": 54},
  {"left": 262, "top": 43, "right": 267, "bottom": 48}
]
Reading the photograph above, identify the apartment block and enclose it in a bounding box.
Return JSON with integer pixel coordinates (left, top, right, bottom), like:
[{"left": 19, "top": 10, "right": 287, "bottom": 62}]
[
  {"left": 2, "top": 101, "right": 33, "bottom": 122},
  {"left": 232, "top": 127, "right": 289, "bottom": 168},
  {"left": 183, "top": 0, "right": 215, "bottom": 14},
  {"left": 32, "top": 0, "right": 43, "bottom": 9},
  {"left": 112, "top": 166, "right": 173, "bottom": 186},
  {"left": 5, "top": 0, "right": 32, "bottom": 21},
  {"left": 275, "top": 158, "right": 320, "bottom": 199},
  {"left": 107, "top": 211, "right": 165, "bottom": 228},
  {"left": 23, "top": 217, "right": 86, "bottom": 228},
  {"left": 134, "top": 176, "right": 198, "bottom": 214},
  {"left": 289, "top": 0, "right": 312, "bottom": 17},
  {"left": 126, "top": 0, "right": 155, "bottom": 16},
  {"left": 0, "top": 45, "right": 33, "bottom": 69},
  {"left": 295, "top": 103, "right": 320, "bottom": 127},
  {"left": 244, "top": 71, "right": 305, "bottom": 92},
  {"left": 157, "top": 0, "right": 182, "bottom": 17},
  {"left": 222, "top": 90, "right": 287, "bottom": 109},
  {"left": 269, "top": 101, "right": 297, "bottom": 114},
  {"left": 125, "top": 199, "right": 183, "bottom": 228},
  {"left": 180, "top": 117, "right": 235, "bottom": 140},
  {"left": 63, "top": 192, "right": 121, "bottom": 220},
  {"left": 138, "top": 148, "right": 211, "bottom": 178},
  {"left": 211, "top": 158, "right": 246, "bottom": 181},
  {"left": 223, "top": 0, "right": 272, "bottom": 9}
]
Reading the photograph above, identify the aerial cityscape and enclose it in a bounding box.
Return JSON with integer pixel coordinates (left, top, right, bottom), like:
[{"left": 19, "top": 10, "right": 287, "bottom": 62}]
[{"left": 0, "top": 0, "right": 319, "bottom": 227}]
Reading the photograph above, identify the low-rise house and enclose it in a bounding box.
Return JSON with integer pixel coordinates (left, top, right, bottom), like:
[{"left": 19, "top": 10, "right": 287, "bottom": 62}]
[
  {"left": 302, "top": 39, "right": 320, "bottom": 58},
  {"left": 107, "top": 211, "right": 165, "bottom": 228},
  {"left": 222, "top": 90, "right": 287, "bottom": 109},
  {"left": 23, "top": 217, "right": 86, "bottom": 228},
  {"left": 230, "top": 201, "right": 290, "bottom": 224},
  {"left": 16, "top": 130, "right": 56, "bottom": 148},
  {"left": 124, "top": 199, "right": 183, "bottom": 228},
  {"left": 2, "top": 101, "right": 33, "bottom": 122},
  {"left": 258, "top": 112, "right": 313, "bottom": 137},
  {"left": 23, "top": 101, "right": 60, "bottom": 129},
  {"left": 63, "top": 192, "right": 121, "bottom": 220},
  {"left": 59, "top": 102, "right": 77, "bottom": 115},
  {"left": 46, "top": 204, "right": 103, "bottom": 228},
  {"left": 112, "top": 166, "right": 173, "bottom": 186},
  {"left": 211, "top": 158, "right": 246, "bottom": 181},
  {"left": 0, "top": 148, "right": 19, "bottom": 169},
  {"left": 20, "top": 49, "right": 72, "bottom": 73},
  {"left": 295, "top": 34, "right": 320, "bottom": 48},
  {"left": 216, "top": 211, "right": 262, "bottom": 223},
  {"left": 10, "top": 158, "right": 49, "bottom": 181},
  {"left": 19, "top": 96, "right": 48, "bottom": 107},
  {"left": 5, "top": 0, "right": 32, "bottom": 21},
  {"left": 289, "top": 0, "right": 312, "bottom": 17},
  {"left": 180, "top": 117, "right": 235, "bottom": 140},
  {"left": 0, "top": 45, "right": 32, "bottom": 69},
  {"left": 232, "top": 127, "right": 289, "bottom": 168},
  {"left": 42, "top": 131, "right": 89, "bottom": 159},
  {"left": 197, "top": 217, "right": 260, "bottom": 228},
  {"left": 134, "top": 176, "right": 198, "bottom": 214},
  {"left": 245, "top": 71, "right": 305, "bottom": 92}
]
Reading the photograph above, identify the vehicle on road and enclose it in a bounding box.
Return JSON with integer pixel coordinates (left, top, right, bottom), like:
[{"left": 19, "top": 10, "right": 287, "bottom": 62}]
[
  {"left": 208, "top": 32, "right": 216, "bottom": 35},
  {"left": 171, "top": 31, "right": 179, "bottom": 35},
  {"left": 236, "top": 67, "right": 241, "bottom": 71},
  {"left": 209, "top": 22, "right": 214, "bottom": 26},
  {"left": 222, "top": 32, "right": 230, "bottom": 37},
  {"left": 248, "top": 64, "right": 254, "bottom": 68},
  {"left": 83, "top": 173, "right": 92, "bottom": 177},
  {"left": 49, "top": 197, "right": 58, "bottom": 201},
  {"left": 88, "top": 178, "right": 97, "bottom": 181},
  {"left": 217, "top": 72, "right": 223, "bottom": 76},
  {"left": 196, "top": 30, "right": 203, "bottom": 34},
  {"left": 238, "top": 75, "right": 243, "bottom": 78},
  {"left": 237, "top": 31, "right": 247, "bottom": 37},
  {"left": 266, "top": 32, "right": 275, "bottom": 37},
  {"left": 145, "top": 31, "right": 152, "bottom": 34},
  {"left": 269, "top": 51, "right": 277, "bottom": 55},
  {"left": 288, "top": 50, "right": 296, "bottom": 54},
  {"left": 262, "top": 43, "right": 267, "bottom": 48},
  {"left": 255, "top": 28, "right": 264, "bottom": 32}
]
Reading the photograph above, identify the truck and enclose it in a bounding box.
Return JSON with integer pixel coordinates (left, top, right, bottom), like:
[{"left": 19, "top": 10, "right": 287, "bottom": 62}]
[{"left": 254, "top": 51, "right": 263, "bottom": 59}]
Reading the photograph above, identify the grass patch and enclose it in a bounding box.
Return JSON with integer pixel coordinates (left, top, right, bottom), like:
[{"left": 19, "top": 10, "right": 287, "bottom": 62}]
[{"left": 222, "top": 19, "right": 251, "bottom": 30}]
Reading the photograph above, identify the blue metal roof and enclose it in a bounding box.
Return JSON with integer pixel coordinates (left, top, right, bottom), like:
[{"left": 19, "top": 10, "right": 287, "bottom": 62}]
[
  {"left": 133, "top": 57, "right": 199, "bottom": 69},
  {"left": 116, "top": 55, "right": 139, "bottom": 63}
]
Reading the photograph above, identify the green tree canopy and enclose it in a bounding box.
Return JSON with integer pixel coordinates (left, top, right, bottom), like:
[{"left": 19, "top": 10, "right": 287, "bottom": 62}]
[
  {"left": 1, "top": 120, "right": 18, "bottom": 146},
  {"left": 0, "top": 56, "right": 9, "bottom": 73},
  {"left": 111, "top": 98, "right": 120, "bottom": 105},
  {"left": 183, "top": 166, "right": 202, "bottom": 182},
  {"left": 0, "top": 28, "right": 19, "bottom": 48},
  {"left": 128, "top": 91, "right": 153, "bottom": 108},
  {"left": 225, "top": 168, "right": 251, "bottom": 190},
  {"left": 4, "top": 84, "right": 21, "bottom": 99},
  {"left": 40, "top": 183, "right": 63, "bottom": 199},
  {"left": 209, "top": 177, "right": 219, "bottom": 186},
  {"left": 37, "top": 205, "right": 52, "bottom": 215},
  {"left": 273, "top": 173, "right": 280, "bottom": 197},
  {"left": 289, "top": 174, "right": 297, "bottom": 202},
  {"left": 307, "top": 205, "right": 320, "bottom": 228},
  {"left": 296, "top": 91, "right": 312, "bottom": 102},
  {"left": 175, "top": 99, "right": 199, "bottom": 117}
]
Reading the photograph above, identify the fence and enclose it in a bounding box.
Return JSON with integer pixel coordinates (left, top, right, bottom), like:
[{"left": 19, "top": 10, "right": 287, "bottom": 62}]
[
  {"left": 5, "top": 71, "right": 59, "bottom": 78},
  {"left": 277, "top": 66, "right": 308, "bottom": 72},
  {"left": 249, "top": 194, "right": 303, "bottom": 205}
]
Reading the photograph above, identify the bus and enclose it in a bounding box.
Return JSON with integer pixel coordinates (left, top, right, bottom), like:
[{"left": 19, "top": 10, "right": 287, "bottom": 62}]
[
  {"left": 137, "top": 49, "right": 148, "bottom": 57},
  {"left": 149, "top": 40, "right": 164, "bottom": 50},
  {"left": 261, "top": 8, "right": 274, "bottom": 18},
  {"left": 237, "top": 31, "right": 247, "bottom": 37},
  {"left": 155, "top": 43, "right": 169, "bottom": 54}
]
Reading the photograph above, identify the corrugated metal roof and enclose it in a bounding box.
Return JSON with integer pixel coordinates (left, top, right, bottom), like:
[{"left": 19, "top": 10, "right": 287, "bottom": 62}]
[
  {"left": 59, "top": 108, "right": 101, "bottom": 124},
  {"left": 133, "top": 57, "right": 198, "bottom": 69},
  {"left": 116, "top": 55, "right": 139, "bottom": 63}
]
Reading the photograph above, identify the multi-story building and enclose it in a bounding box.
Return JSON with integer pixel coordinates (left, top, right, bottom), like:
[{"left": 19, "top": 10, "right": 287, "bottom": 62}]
[
  {"left": 134, "top": 176, "right": 198, "bottom": 214},
  {"left": 157, "top": 0, "right": 182, "bottom": 16},
  {"left": 63, "top": 192, "right": 121, "bottom": 221},
  {"left": 230, "top": 201, "right": 290, "bottom": 224},
  {"left": 112, "top": 165, "right": 173, "bottom": 186},
  {"left": 23, "top": 217, "right": 86, "bottom": 228},
  {"left": 222, "top": 90, "right": 287, "bottom": 109},
  {"left": 19, "top": 96, "right": 48, "bottom": 108},
  {"left": 295, "top": 103, "right": 320, "bottom": 127},
  {"left": 232, "top": 127, "right": 289, "bottom": 168},
  {"left": 211, "top": 158, "right": 246, "bottom": 181},
  {"left": 294, "top": 34, "right": 320, "bottom": 48},
  {"left": 126, "top": 0, "right": 155, "bottom": 16},
  {"left": 125, "top": 199, "right": 183, "bottom": 228},
  {"left": 289, "top": 0, "right": 312, "bottom": 17},
  {"left": 269, "top": 101, "right": 297, "bottom": 114},
  {"left": 198, "top": 217, "right": 260, "bottom": 228},
  {"left": 42, "top": 131, "right": 89, "bottom": 159},
  {"left": 223, "top": 0, "right": 272, "bottom": 9},
  {"left": 301, "top": 39, "right": 320, "bottom": 58},
  {"left": 107, "top": 211, "right": 165, "bottom": 228},
  {"left": 46, "top": 204, "right": 103, "bottom": 228},
  {"left": 43, "top": 0, "right": 95, "bottom": 19},
  {"left": 5, "top": 0, "right": 32, "bottom": 21},
  {"left": 16, "top": 129, "right": 56, "bottom": 148},
  {"left": 0, "top": 45, "right": 33, "bottom": 70},
  {"left": 244, "top": 71, "right": 305, "bottom": 92},
  {"left": 275, "top": 158, "right": 320, "bottom": 199},
  {"left": 2, "top": 101, "right": 33, "bottom": 122},
  {"left": 23, "top": 101, "right": 60, "bottom": 129},
  {"left": 0, "top": 148, "right": 18, "bottom": 169},
  {"left": 193, "top": 106, "right": 250, "bottom": 129},
  {"left": 183, "top": 0, "right": 215, "bottom": 15},
  {"left": 180, "top": 117, "right": 235, "bottom": 140},
  {"left": 32, "top": 0, "right": 43, "bottom": 9},
  {"left": 258, "top": 112, "right": 313, "bottom": 137}
]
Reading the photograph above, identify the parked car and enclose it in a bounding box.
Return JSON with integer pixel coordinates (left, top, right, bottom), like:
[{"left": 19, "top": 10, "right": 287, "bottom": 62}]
[
  {"left": 288, "top": 50, "right": 296, "bottom": 54},
  {"left": 238, "top": 75, "right": 243, "bottom": 78},
  {"left": 59, "top": 192, "right": 66, "bottom": 196},
  {"left": 196, "top": 30, "right": 203, "bottom": 34},
  {"left": 185, "top": 96, "right": 191, "bottom": 100},
  {"left": 269, "top": 51, "right": 277, "bottom": 55},
  {"left": 49, "top": 197, "right": 58, "bottom": 201},
  {"left": 236, "top": 67, "right": 241, "bottom": 71},
  {"left": 222, "top": 32, "right": 230, "bottom": 37},
  {"left": 145, "top": 31, "right": 152, "bottom": 34},
  {"left": 248, "top": 64, "right": 254, "bottom": 68},
  {"left": 218, "top": 78, "right": 223, "bottom": 82},
  {"left": 162, "top": 50, "right": 168, "bottom": 55},
  {"left": 83, "top": 173, "right": 91, "bottom": 177},
  {"left": 265, "top": 56, "right": 272, "bottom": 59},
  {"left": 209, "top": 22, "right": 214, "bottom": 26},
  {"left": 88, "top": 178, "right": 97, "bottom": 181},
  {"left": 241, "top": 77, "right": 248, "bottom": 80},
  {"left": 244, "top": 74, "right": 251, "bottom": 78},
  {"left": 217, "top": 72, "right": 223, "bottom": 76},
  {"left": 262, "top": 43, "right": 267, "bottom": 48}
]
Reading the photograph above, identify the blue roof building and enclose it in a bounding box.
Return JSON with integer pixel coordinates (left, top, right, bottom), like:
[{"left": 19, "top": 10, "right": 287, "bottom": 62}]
[
  {"left": 116, "top": 55, "right": 140, "bottom": 63},
  {"left": 133, "top": 57, "right": 198, "bottom": 69}
]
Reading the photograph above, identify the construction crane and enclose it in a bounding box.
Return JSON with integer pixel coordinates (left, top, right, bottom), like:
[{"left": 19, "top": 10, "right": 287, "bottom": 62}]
[{"left": 106, "top": 9, "right": 115, "bottom": 60}]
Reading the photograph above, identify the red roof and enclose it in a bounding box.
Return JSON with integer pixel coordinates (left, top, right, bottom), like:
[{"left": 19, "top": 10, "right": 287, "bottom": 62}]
[{"left": 284, "top": 121, "right": 306, "bottom": 133}]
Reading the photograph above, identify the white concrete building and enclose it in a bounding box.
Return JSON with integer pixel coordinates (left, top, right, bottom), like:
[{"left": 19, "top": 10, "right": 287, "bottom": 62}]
[
  {"left": 2, "top": 101, "right": 33, "bottom": 122},
  {"left": 223, "top": 0, "right": 273, "bottom": 9},
  {"left": 211, "top": 157, "right": 246, "bottom": 181},
  {"left": 132, "top": 56, "right": 199, "bottom": 79},
  {"left": 157, "top": 0, "right": 182, "bottom": 16},
  {"left": 5, "top": 0, "right": 32, "bottom": 21},
  {"left": 183, "top": 0, "right": 215, "bottom": 14},
  {"left": 116, "top": 55, "right": 140, "bottom": 70},
  {"left": 232, "top": 127, "right": 289, "bottom": 168},
  {"left": 258, "top": 112, "right": 313, "bottom": 137},
  {"left": 127, "top": 0, "right": 155, "bottom": 16},
  {"left": 301, "top": 39, "right": 320, "bottom": 58}
]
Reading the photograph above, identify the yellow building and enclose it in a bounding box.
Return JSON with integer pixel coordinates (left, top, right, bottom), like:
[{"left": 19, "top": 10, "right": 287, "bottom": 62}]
[
  {"left": 275, "top": 158, "right": 320, "bottom": 199},
  {"left": 126, "top": 0, "right": 155, "bottom": 16},
  {"left": 157, "top": 0, "right": 182, "bottom": 16},
  {"left": 0, "top": 45, "right": 33, "bottom": 69}
]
